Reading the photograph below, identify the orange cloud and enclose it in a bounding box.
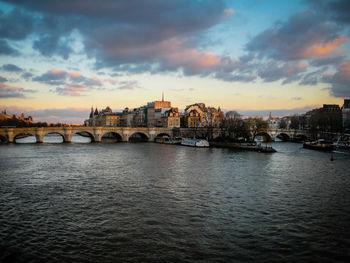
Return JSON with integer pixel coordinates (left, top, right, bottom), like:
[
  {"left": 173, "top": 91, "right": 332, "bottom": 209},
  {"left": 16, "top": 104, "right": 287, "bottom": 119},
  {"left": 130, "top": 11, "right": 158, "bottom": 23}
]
[
  {"left": 65, "top": 86, "right": 85, "bottom": 91},
  {"left": 167, "top": 49, "right": 221, "bottom": 74},
  {"left": 68, "top": 72, "right": 82, "bottom": 78},
  {"left": 104, "top": 78, "right": 118, "bottom": 84},
  {"left": 300, "top": 36, "right": 347, "bottom": 59},
  {"left": 0, "top": 83, "right": 36, "bottom": 98},
  {"left": 198, "top": 52, "right": 221, "bottom": 68},
  {"left": 162, "top": 39, "right": 221, "bottom": 74},
  {"left": 49, "top": 69, "right": 66, "bottom": 75},
  {"left": 0, "top": 83, "right": 25, "bottom": 91}
]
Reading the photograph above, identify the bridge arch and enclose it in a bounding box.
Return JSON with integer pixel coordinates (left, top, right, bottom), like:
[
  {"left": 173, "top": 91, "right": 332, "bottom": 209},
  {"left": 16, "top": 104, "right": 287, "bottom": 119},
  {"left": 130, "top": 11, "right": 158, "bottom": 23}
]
[
  {"left": 254, "top": 132, "right": 273, "bottom": 142},
  {"left": 276, "top": 133, "right": 290, "bottom": 141},
  {"left": 129, "top": 132, "right": 149, "bottom": 142},
  {"left": 14, "top": 132, "right": 37, "bottom": 143},
  {"left": 101, "top": 131, "right": 123, "bottom": 143},
  {"left": 71, "top": 131, "right": 95, "bottom": 143},
  {"left": 0, "top": 134, "right": 8, "bottom": 143},
  {"left": 43, "top": 132, "right": 65, "bottom": 143},
  {"left": 293, "top": 134, "right": 307, "bottom": 142}
]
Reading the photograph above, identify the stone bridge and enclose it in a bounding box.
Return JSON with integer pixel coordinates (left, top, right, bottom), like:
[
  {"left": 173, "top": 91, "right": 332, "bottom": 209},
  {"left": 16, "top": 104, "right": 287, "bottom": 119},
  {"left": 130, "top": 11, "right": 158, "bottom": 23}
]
[
  {"left": 0, "top": 127, "right": 175, "bottom": 143},
  {"left": 256, "top": 129, "right": 310, "bottom": 141},
  {"left": 0, "top": 126, "right": 310, "bottom": 143}
]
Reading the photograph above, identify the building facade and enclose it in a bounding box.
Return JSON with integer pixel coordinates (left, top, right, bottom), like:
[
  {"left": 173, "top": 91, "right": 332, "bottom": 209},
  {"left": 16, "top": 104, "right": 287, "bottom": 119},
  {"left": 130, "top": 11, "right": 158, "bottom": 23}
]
[
  {"left": 161, "top": 107, "right": 180, "bottom": 128},
  {"left": 342, "top": 99, "right": 350, "bottom": 131},
  {"left": 85, "top": 106, "right": 121, "bottom": 127},
  {"left": 267, "top": 113, "right": 281, "bottom": 129},
  {"left": 146, "top": 96, "right": 172, "bottom": 127},
  {"left": 184, "top": 103, "right": 224, "bottom": 128},
  {"left": 0, "top": 110, "right": 33, "bottom": 125}
]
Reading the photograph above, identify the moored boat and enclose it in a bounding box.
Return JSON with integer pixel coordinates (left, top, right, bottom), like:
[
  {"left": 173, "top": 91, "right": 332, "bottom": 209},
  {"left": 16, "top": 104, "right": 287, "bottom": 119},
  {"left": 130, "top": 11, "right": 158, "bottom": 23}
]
[
  {"left": 181, "top": 138, "right": 209, "bottom": 147},
  {"left": 303, "top": 139, "right": 334, "bottom": 151},
  {"left": 164, "top": 137, "right": 182, "bottom": 145},
  {"left": 155, "top": 137, "right": 182, "bottom": 144},
  {"left": 334, "top": 138, "right": 350, "bottom": 150}
]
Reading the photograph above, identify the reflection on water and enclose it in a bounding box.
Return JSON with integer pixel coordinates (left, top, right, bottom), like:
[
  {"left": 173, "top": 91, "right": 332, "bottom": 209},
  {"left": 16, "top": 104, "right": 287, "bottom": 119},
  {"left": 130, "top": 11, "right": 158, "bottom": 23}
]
[
  {"left": 0, "top": 142, "right": 349, "bottom": 262},
  {"left": 72, "top": 134, "right": 92, "bottom": 143},
  {"left": 43, "top": 133, "right": 64, "bottom": 143},
  {"left": 15, "top": 133, "right": 93, "bottom": 144}
]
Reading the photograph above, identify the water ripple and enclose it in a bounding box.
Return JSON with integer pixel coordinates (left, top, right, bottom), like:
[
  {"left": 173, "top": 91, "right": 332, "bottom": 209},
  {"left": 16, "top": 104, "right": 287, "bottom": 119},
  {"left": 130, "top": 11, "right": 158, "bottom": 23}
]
[{"left": 0, "top": 142, "right": 349, "bottom": 262}]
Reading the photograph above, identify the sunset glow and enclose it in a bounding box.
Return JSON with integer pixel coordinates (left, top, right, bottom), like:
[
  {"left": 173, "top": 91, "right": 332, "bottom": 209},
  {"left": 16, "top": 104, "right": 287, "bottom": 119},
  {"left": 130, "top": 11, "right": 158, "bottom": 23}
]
[{"left": 0, "top": 0, "right": 349, "bottom": 123}]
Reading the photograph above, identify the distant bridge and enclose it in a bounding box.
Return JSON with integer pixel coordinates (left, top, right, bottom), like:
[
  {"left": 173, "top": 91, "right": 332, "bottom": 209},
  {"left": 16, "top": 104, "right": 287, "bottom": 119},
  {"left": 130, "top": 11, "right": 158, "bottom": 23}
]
[
  {"left": 0, "top": 126, "right": 310, "bottom": 143},
  {"left": 257, "top": 129, "right": 310, "bottom": 141}
]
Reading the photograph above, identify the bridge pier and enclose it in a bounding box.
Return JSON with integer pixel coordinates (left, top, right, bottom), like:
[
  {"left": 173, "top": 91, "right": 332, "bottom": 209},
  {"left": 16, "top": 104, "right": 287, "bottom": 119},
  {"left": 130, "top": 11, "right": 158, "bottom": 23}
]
[
  {"left": 63, "top": 134, "right": 71, "bottom": 143},
  {"left": 148, "top": 130, "right": 155, "bottom": 142},
  {"left": 35, "top": 128, "right": 44, "bottom": 143},
  {"left": 92, "top": 127, "right": 102, "bottom": 142},
  {"left": 94, "top": 138, "right": 102, "bottom": 143},
  {"left": 122, "top": 134, "right": 129, "bottom": 142},
  {"left": 35, "top": 135, "right": 43, "bottom": 143},
  {"left": 6, "top": 129, "right": 14, "bottom": 143},
  {"left": 63, "top": 127, "right": 72, "bottom": 143}
]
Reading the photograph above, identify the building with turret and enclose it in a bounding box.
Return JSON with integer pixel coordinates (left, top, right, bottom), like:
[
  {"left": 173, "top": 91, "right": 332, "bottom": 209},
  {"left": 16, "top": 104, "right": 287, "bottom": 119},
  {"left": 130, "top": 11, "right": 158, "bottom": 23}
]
[
  {"left": 184, "top": 103, "right": 224, "bottom": 128},
  {"left": 0, "top": 110, "right": 33, "bottom": 126},
  {"left": 85, "top": 106, "right": 121, "bottom": 126},
  {"left": 267, "top": 113, "right": 281, "bottom": 129},
  {"left": 146, "top": 94, "right": 172, "bottom": 127}
]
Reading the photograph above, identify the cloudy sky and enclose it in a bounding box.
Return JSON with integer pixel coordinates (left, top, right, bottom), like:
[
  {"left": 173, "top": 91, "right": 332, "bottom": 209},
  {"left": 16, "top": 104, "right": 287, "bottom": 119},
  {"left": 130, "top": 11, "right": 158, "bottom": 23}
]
[{"left": 0, "top": 0, "right": 349, "bottom": 123}]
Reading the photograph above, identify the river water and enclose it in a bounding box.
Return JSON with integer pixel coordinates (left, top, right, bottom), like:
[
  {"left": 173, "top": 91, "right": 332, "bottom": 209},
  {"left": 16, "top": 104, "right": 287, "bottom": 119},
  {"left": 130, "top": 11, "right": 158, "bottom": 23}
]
[{"left": 0, "top": 136, "right": 349, "bottom": 262}]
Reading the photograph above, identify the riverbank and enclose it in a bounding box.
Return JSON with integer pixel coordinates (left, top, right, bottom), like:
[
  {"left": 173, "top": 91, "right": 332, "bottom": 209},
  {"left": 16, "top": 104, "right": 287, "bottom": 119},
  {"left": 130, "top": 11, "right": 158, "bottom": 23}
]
[{"left": 210, "top": 141, "right": 277, "bottom": 153}]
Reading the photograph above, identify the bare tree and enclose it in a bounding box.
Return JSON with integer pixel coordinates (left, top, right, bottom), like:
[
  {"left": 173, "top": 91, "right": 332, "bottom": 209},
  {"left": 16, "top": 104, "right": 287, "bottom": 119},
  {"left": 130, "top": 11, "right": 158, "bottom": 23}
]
[{"left": 247, "top": 117, "right": 269, "bottom": 141}]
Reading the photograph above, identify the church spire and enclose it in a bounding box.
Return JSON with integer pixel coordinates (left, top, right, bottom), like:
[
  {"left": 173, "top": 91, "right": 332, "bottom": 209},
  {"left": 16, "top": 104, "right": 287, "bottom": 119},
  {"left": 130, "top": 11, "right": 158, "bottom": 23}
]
[
  {"left": 162, "top": 92, "right": 164, "bottom": 102},
  {"left": 89, "top": 106, "right": 94, "bottom": 118}
]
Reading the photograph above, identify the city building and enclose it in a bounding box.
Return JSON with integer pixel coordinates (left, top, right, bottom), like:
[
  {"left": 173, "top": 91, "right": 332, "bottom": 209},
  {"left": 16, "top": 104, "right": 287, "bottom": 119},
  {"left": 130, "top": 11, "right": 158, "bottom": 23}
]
[
  {"left": 161, "top": 107, "right": 180, "bottom": 128},
  {"left": 85, "top": 95, "right": 176, "bottom": 128},
  {"left": 146, "top": 94, "right": 172, "bottom": 127},
  {"left": 267, "top": 113, "right": 281, "bottom": 129},
  {"left": 0, "top": 110, "right": 12, "bottom": 121},
  {"left": 184, "top": 103, "right": 224, "bottom": 128},
  {"left": 0, "top": 110, "right": 33, "bottom": 125},
  {"left": 186, "top": 109, "right": 201, "bottom": 127},
  {"left": 300, "top": 104, "right": 342, "bottom": 132},
  {"left": 319, "top": 104, "right": 341, "bottom": 113},
  {"left": 120, "top": 107, "right": 134, "bottom": 127},
  {"left": 206, "top": 106, "right": 224, "bottom": 127},
  {"left": 342, "top": 99, "right": 350, "bottom": 131},
  {"left": 128, "top": 106, "right": 147, "bottom": 127},
  {"left": 85, "top": 106, "right": 121, "bottom": 126}
]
